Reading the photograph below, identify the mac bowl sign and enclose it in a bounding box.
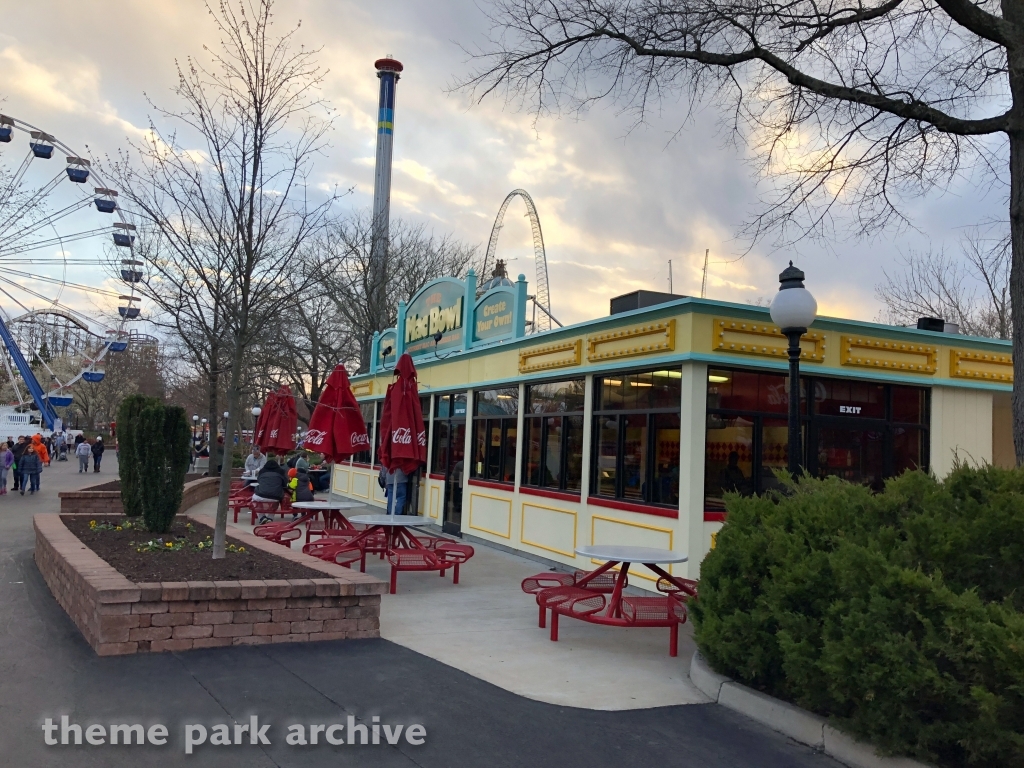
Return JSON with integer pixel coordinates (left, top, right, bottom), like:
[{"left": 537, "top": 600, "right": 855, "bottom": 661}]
[{"left": 404, "top": 279, "right": 465, "bottom": 358}]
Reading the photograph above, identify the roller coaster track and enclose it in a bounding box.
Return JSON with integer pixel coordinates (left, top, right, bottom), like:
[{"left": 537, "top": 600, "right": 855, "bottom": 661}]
[{"left": 481, "top": 189, "right": 552, "bottom": 332}]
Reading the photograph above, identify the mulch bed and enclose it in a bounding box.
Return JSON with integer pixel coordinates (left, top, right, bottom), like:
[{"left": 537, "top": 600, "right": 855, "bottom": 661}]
[
  {"left": 79, "top": 474, "right": 206, "bottom": 493},
  {"left": 61, "top": 515, "right": 324, "bottom": 582}
]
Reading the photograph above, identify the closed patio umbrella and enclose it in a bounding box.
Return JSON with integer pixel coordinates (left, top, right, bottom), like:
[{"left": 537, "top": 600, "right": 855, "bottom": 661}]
[
  {"left": 264, "top": 385, "right": 298, "bottom": 454},
  {"left": 253, "top": 391, "right": 279, "bottom": 449},
  {"left": 377, "top": 354, "right": 426, "bottom": 513},
  {"left": 305, "top": 365, "right": 369, "bottom": 463}
]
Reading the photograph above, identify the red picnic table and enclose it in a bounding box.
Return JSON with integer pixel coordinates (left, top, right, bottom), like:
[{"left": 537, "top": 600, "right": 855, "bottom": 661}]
[
  {"left": 252, "top": 500, "right": 360, "bottom": 546},
  {"left": 290, "top": 500, "right": 362, "bottom": 542},
  {"left": 340, "top": 515, "right": 474, "bottom": 594},
  {"left": 532, "top": 544, "right": 693, "bottom": 656}
]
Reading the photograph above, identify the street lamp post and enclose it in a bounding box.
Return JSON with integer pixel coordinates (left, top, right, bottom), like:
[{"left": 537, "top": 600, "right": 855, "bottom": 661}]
[
  {"left": 251, "top": 406, "right": 261, "bottom": 445},
  {"left": 192, "top": 414, "right": 199, "bottom": 442},
  {"left": 769, "top": 262, "right": 817, "bottom": 476},
  {"left": 201, "top": 418, "right": 208, "bottom": 441}
]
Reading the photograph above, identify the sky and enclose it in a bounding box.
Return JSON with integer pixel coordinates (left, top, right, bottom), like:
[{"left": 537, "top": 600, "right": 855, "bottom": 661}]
[{"left": 0, "top": 0, "right": 1009, "bottom": 332}]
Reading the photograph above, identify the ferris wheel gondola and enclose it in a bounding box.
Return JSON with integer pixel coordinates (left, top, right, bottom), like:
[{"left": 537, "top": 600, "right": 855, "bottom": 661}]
[{"left": 0, "top": 113, "right": 145, "bottom": 430}]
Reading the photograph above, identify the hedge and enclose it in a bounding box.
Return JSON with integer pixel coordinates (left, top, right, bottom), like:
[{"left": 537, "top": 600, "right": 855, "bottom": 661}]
[
  {"left": 115, "top": 394, "right": 160, "bottom": 518},
  {"left": 691, "top": 466, "right": 1024, "bottom": 768}
]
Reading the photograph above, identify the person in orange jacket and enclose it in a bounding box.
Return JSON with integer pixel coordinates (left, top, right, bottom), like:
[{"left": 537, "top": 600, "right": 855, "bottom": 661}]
[{"left": 32, "top": 434, "right": 50, "bottom": 466}]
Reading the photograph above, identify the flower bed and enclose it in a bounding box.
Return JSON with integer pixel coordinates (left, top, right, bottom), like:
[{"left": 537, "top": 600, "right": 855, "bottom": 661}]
[
  {"left": 63, "top": 516, "right": 324, "bottom": 582},
  {"left": 34, "top": 512, "right": 386, "bottom": 656}
]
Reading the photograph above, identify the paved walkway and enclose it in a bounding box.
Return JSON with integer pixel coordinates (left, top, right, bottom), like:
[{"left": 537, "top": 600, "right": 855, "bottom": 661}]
[
  {"left": 0, "top": 459, "right": 843, "bottom": 767},
  {"left": 214, "top": 497, "right": 706, "bottom": 710}
]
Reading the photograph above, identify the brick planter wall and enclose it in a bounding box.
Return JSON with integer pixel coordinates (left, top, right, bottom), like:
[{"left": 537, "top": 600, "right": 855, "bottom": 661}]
[
  {"left": 59, "top": 476, "right": 222, "bottom": 516},
  {"left": 33, "top": 512, "right": 386, "bottom": 655}
]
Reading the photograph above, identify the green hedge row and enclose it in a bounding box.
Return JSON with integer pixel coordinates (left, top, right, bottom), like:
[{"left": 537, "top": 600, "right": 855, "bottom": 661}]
[{"left": 691, "top": 466, "right": 1024, "bottom": 768}]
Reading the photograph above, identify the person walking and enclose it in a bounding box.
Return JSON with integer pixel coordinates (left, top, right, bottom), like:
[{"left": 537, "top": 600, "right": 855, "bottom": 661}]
[
  {"left": 11, "top": 436, "right": 27, "bottom": 493},
  {"left": 91, "top": 436, "right": 105, "bottom": 472},
  {"left": 75, "top": 438, "right": 91, "bottom": 473},
  {"left": 32, "top": 435, "right": 50, "bottom": 468},
  {"left": 19, "top": 444, "right": 41, "bottom": 495},
  {"left": 0, "top": 440, "right": 13, "bottom": 495}
]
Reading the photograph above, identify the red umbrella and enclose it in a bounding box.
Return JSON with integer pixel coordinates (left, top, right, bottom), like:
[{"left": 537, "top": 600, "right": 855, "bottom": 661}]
[
  {"left": 305, "top": 365, "right": 369, "bottom": 463},
  {"left": 253, "top": 391, "right": 279, "bottom": 448},
  {"left": 264, "top": 385, "right": 298, "bottom": 453},
  {"left": 377, "top": 354, "right": 426, "bottom": 475}
]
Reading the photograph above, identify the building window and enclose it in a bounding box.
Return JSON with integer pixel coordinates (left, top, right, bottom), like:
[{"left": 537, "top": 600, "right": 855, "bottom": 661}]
[
  {"left": 704, "top": 368, "right": 929, "bottom": 512},
  {"left": 353, "top": 402, "right": 375, "bottom": 464},
  {"left": 591, "top": 370, "right": 681, "bottom": 506},
  {"left": 431, "top": 393, "right": 467, "bottom": 476},
  {"left": 471, "top": 388, "right": 519, "bottom": 484},
  {"left": 522, "top": 379, "right": 585, "bottom": 493},
  {"left": 371, "top": 401, "right": 384, "bottom": 467}
]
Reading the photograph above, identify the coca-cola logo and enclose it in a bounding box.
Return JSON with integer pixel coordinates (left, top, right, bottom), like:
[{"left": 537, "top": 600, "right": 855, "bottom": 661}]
[
  {"left": 393, "top": 427, "right": 412, "bottom": 444},
  {"left": 351, "top": 432, "right": 369, "bottom": 446},
  {"left": 417, "top": 430, "right": 426, "bottom": 447},
  {"left": 269, "top": 429, "right": 278, "bottom": 438},
  {"left": 304, "top": 429, "right": 327, "bottom": 446}
]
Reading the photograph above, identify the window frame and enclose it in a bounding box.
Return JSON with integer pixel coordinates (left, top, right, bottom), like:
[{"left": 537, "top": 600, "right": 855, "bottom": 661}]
[
  {"left": 704, "top": 366, "right": 931, "bottom": 509},
  {"left": 353, "top": 401, "right": 376, "bottom": 466},
  {"left": 521, "top": 378, "right": 586, "bottom": 494},
  {"left": 590, "top": 367, "right": 682, "bottom": 508},
  {"left": 470, "top": 387, "right": 519, "bottom": 486}
]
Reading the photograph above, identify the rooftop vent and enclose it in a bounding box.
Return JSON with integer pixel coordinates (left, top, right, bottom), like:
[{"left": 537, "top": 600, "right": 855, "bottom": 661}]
[
  {"left": 916, "top": 317, "right": 959, "bottom": 334},
  {"left": 610, "top": 290, "right": 684, "bottom": 316}
]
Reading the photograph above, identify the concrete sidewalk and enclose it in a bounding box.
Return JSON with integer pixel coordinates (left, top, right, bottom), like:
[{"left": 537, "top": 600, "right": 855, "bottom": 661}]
[
  {"left": 212, "top": 496, "right": 706, "bottom": 710},
  {"left": 0, "top": 461, "right": 843, "bottom": 767}
]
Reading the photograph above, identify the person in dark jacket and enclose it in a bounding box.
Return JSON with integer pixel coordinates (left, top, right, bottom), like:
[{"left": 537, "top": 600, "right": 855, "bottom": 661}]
[
  {"left": 91, "top": 436, "right": 105, "bottom": 472},
  {"left": 11, "top": 436, "right": 27, "bottom": 492},
  {"left": 19, "top": 444, "right": 42, "bottom": 495},
  {"left": 252, "top": 459, "right": 287, "bottom": 502}
]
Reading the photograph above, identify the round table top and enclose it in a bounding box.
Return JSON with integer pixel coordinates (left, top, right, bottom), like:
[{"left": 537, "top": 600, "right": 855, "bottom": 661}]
[
  {"left": 575, "top": 544, "right": 688, "bottom": 564},
  {"left": 290, "top": 501, "right": 362, "bottom": 511},
  {"left": 348, "top": 514, "right": 431, "bottom": 527}
]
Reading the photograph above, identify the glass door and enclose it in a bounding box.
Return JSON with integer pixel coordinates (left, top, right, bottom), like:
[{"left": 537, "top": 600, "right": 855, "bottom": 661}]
[{"left": 431, "top": 393, "right": 467, "bottom": 535}]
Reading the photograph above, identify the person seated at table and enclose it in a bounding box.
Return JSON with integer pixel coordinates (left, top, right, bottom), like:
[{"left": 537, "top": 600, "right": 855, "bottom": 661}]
[
  {"left": 313, "top": 469, "right": 331, "bottom": 492},
  {"left": 245, "top": 445, "right": 267, "bottom": 475},
  {"left": 252, "top": 458, "right": 287, "bottom": 504},
  {"left": 287, "top": 467, "right": 315, "bottom": 503}
]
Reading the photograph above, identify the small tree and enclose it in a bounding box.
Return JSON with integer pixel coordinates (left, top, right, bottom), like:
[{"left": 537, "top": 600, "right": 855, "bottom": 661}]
[
  {"left": 116, "top": 394, "right": 160, "bottom": 518},
  {"left": 136, "top": 404, "right": 191, "bottom": 533}
]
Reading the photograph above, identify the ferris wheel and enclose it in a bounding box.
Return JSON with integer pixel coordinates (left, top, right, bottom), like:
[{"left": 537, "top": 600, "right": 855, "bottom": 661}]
[{"left": 0, "top": 113, "right": 143, "bottom": 430}]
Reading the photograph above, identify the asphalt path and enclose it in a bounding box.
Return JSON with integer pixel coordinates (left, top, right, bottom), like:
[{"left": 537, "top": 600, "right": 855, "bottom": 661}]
[{"left": 0, "top": 453, "right": 843, "bottom": 768}]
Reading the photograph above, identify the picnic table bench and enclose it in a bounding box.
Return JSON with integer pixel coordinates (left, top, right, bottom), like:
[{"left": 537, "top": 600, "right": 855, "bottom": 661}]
[{"left": 522, "top": 545, "right": 694, "bottom": 656}]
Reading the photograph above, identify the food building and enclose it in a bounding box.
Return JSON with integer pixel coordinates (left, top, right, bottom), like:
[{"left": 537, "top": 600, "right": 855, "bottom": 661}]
[{"left": 331, "top": 269, "right": 1013, "bottom": 583}]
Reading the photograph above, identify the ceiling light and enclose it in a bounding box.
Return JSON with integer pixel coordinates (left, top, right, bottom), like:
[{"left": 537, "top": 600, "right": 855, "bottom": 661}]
[{"left": 708, "top": 374, "right": 730, "bottom": 383}]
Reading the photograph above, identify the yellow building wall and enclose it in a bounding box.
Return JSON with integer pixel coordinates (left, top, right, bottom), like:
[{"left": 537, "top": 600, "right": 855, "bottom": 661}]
[{"left": 930, "top": 386, "right": 993, "bottom": 477}]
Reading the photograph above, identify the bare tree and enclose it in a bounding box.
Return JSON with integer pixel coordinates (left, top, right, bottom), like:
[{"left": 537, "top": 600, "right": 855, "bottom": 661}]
[
  {"left": 268, "top": 253, "right": 356, "bottom": 422},
  {"left": 460, "top": 0, "right": 1024, "bottom": 461},
  {"left": 323, "top": 211, "right": 478, "bottom": 371},
  {"left": 113, "top": 0, "right": 340, "bottom": 557},
  {"left": 877, "top": 228, "right": 1011, "bottom": 339},
  {"left": 119, "top": 228, "right": 232, "bottom": 449}
]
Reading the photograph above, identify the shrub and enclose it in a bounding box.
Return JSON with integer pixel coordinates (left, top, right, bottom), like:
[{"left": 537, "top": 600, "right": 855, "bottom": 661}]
[
  {"left": 136, "top": 404, "right": 191, "bottom": 533},
  {"left": 691, "top": 467, "right": 1024, "bottom": 768},
  {"left": 115, "top": 394, "right": 160, "bottom": 517}
]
